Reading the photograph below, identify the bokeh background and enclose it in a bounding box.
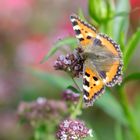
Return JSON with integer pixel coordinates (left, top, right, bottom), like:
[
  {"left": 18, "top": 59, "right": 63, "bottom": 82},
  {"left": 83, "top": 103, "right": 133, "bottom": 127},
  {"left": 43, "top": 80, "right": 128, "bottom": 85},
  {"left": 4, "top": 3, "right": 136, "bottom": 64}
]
[{"left": 0, "top": 0, "right": 140, "bottom": 140}]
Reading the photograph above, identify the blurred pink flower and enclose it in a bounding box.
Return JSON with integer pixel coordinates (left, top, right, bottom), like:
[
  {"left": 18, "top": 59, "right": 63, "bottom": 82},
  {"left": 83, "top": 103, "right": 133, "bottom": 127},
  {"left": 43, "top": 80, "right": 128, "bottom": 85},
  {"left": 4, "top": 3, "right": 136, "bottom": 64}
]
[
  {"left": 0, "top": 0, "right": 34, "bottom": 33},
  {"left": 0, "top": 0, "right": 33, "bottom": 14},
  {"left": 51, "top": 19, "right": 74, "bottom": 42},
  {"left": 17, "top": 35, "right": 51, "bottom": 68},
  {"left": 17, "top": 15, "right": 76, "bottom": 71}
]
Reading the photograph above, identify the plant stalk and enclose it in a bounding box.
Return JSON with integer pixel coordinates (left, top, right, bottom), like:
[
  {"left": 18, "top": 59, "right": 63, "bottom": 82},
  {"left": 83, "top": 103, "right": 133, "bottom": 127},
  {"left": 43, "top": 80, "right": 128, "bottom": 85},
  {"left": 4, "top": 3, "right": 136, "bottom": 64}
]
[
  {"left": 70, "top": 92, "right": 83, "bottom": 119},
  {"left": 118, "top": 86, "right": 140, "bottom": 140}
]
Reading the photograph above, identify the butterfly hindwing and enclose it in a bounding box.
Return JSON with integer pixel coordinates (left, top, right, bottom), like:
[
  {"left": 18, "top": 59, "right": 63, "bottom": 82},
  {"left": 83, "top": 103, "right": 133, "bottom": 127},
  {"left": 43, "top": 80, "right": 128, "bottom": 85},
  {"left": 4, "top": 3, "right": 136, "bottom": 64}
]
[
  {"left": 83, "top": 60, "right": 105, "bottom": 105},
  {"left": 96, "top": 33, "right": 123, "bottom": 87},
  {"left": 70, "top": 14, "right": 97, "bottom": 47}
]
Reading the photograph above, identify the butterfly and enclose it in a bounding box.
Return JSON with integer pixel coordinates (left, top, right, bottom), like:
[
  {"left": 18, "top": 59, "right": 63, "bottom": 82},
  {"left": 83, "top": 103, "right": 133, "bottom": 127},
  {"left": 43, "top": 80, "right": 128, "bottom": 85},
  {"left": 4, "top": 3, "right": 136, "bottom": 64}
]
[{"left": 70, "top": 14, "right": 123, "bottom": 106}]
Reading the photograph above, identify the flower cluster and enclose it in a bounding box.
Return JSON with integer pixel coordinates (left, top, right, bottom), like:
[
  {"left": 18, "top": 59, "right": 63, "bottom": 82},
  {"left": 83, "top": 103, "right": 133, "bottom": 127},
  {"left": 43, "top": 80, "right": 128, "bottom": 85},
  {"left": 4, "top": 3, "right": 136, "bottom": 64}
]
[
  {"left": 18, "top": 97, "right": 67, "bottom": 123},
  {"left": 54, "top": 48, "right": 85, "bottom": 77},
  {"left": 62, "top": 89, "right": 80, "bottom": 102},
  {"left": 56, "top": 119, "right": 93, "bottom": 140}
]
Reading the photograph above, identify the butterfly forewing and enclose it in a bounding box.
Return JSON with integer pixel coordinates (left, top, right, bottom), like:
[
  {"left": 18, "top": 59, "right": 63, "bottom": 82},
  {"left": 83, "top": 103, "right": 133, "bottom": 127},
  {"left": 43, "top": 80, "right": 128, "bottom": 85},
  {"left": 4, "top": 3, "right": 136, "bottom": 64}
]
[{"left": 70, "top": 14, "right": 97, "bottom": 47}]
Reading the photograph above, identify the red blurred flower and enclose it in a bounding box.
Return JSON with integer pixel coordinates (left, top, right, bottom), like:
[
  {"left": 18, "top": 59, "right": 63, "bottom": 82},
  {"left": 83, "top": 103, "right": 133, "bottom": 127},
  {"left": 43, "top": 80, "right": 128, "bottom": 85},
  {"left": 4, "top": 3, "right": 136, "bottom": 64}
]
[
  {"left": 130, "top": 0, "right": 140, "bottom": 29},
  {"left": 130, "top": 0, "right": 140, "bottom": 8}
]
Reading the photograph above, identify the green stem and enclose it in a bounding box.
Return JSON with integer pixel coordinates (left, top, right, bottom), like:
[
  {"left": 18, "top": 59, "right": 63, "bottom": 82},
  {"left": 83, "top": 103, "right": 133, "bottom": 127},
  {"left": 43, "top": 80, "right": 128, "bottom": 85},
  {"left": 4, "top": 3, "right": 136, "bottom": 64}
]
[
  {"left": 114, "top": 122, "right": 123, "bottom": 140},
  {"left": 118, "top": 86, "right": 140, "bottom": 140},
  {"left": 71, "top": 77, "right": 82, "bottom": 93},
  {"left": 70, "top": 92, "right": 83, "bottom": 119}
]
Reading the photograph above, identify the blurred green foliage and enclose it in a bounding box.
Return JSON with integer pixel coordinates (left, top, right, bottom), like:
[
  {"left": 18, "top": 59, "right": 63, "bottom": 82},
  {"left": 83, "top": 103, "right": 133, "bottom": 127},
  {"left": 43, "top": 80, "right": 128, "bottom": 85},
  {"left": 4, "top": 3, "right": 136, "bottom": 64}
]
[{"left": 41, "top": 37, "right": 77, "bottom": 63}]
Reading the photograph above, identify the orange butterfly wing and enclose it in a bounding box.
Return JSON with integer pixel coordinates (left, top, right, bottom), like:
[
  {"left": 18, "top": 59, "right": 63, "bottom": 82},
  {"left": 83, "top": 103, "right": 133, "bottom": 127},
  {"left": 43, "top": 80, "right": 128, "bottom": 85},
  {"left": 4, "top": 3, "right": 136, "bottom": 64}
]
[
  {"left": 83, "top": 66, "right": 105, "bottom": 106},
  {"left": 70, "top": 14, "right": 123, "bottom": 105},
  {"left": 70, "top": 14, "right": 97, "bottom": 47},
  {"left": 97, "top": 33, "right": 123, "bottom": 87}
]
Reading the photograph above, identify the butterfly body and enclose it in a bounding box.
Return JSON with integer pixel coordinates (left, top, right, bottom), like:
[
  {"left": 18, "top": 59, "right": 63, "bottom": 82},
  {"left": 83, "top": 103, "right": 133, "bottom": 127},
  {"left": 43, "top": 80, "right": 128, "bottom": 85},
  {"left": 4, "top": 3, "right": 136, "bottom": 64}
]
[{"left": 70, "top": 14, "right": 123, "bottom": 106}]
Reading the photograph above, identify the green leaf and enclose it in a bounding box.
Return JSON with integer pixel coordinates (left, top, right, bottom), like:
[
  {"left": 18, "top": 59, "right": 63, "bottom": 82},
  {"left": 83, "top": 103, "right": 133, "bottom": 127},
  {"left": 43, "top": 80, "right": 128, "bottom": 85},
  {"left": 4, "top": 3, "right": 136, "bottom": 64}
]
[
  {"left": 113, "top": 0, "right": 130, "bottom": 41},
  {"left": 123, "top": 28, "right": 140, "bottom": 70},
  {"left": 85, "top": 136, "right": 96, "bottom": 140},
  {"left": 29, "top": 68, "right": 73, "bottom": 89},
  {"left": 118, "top": 32, "right": 125, "bottom": 52},
  {"left": 89, "top": 0, "right": 113, "bottom": 23},
  {"left": 114, "top": 11, "right": 129, "bottom": 18},
  {"left": 114, "top": 123, "right": 123, "bottom": 140},
  {"left": 95, "top": 91, "right": 128, "bottom": 125},
  {"left": 88, "top": 0, "right": 101, "bottom": 23},
  {"left": 67, "top": 86, "right": 80, "bottom": 93},
  {"left": 122, "top": 72, "right": 140, "bottom": 85},
  {"left": 133, "top": 93, "right": 140, "bottom": 131},
  {"left": 40, "top": 37, "right": 77, "bottom": 63},
  {"left": 102, "top": 0, "right": 114, "bottom": 36}
]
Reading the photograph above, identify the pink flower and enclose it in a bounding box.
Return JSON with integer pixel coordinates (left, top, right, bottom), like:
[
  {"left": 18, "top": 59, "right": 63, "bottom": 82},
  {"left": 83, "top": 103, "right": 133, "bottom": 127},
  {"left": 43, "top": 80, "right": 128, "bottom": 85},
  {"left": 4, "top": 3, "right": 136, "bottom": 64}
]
[
  {"left": 17, "top": 35, "right": 53, "bottom": 70},
  {"left": 56, "top": 119, "right": 93, "bottom": 140},
  {"left": 0, "top": 0, "right": 33, "bottom": 14},
  {"left": 54, "top": 48, "right": 84, "bottom": 77}
]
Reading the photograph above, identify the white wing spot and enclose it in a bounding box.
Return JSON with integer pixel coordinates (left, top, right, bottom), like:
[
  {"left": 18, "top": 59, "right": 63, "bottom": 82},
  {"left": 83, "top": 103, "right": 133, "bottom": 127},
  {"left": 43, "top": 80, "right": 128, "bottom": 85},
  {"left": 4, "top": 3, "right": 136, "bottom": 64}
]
[
  {"left": 83, "top": 95, "right": 88, "bottom": 100},
  {"left": 76, "top": 34, "right": 84, "bottom": 39},
  {"left": 73, "top": 25, "right": 81, "bottom": 30},
  {"left": 70, "top": 18, "right": 76, "bottom": 22},
  {"left": 83, "top": 85, "right": 90, "bottom": 91},
  {"left": 83, "top": 76, "right": 90, "bottom": 81}
]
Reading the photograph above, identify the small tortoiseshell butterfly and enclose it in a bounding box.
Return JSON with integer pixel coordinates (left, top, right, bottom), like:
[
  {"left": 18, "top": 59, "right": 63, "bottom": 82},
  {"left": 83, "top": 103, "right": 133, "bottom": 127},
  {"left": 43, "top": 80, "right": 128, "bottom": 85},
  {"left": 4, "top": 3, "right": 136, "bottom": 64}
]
[{"left": 70, "top": 14, "right": 123, "bottom": 106}]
